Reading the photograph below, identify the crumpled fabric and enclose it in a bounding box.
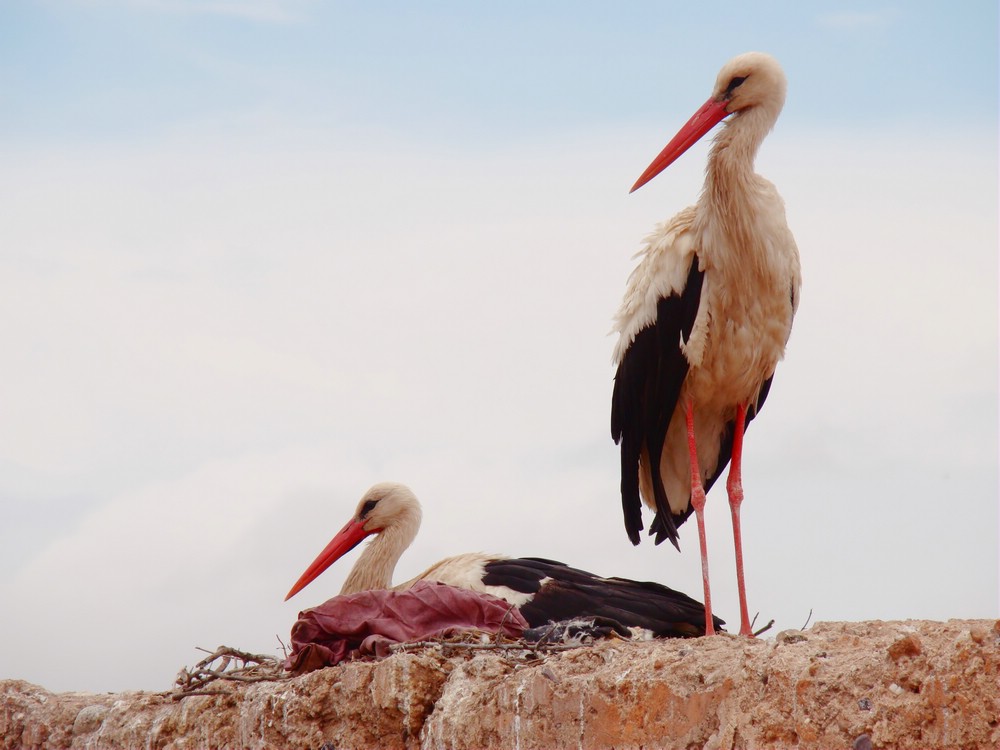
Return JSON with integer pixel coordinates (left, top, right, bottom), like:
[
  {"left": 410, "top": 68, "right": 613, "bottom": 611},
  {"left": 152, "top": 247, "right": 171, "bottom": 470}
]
[{"left": 284, "top": 580, "right": 528, "bottom": 674}]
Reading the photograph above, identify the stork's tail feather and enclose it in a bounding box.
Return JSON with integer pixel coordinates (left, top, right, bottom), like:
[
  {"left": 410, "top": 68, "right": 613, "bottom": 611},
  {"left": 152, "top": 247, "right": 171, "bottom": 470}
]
[{"left": 649, "top": 510, "right": 682, "bottom": 550}]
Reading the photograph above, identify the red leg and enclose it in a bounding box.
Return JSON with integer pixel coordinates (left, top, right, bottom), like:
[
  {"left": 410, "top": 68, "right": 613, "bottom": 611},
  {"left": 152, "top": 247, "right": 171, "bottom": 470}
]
[
  {"left": 684, "top": 399, "right": 715, "bottom": 636},
  {"left": 728, "top": 402, "right": 753, "bottom": 636}
]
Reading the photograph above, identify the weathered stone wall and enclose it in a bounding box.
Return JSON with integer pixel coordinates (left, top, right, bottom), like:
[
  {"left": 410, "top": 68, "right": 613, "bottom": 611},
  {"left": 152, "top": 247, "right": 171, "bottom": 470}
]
[{"left": 2, "top": 619, "right": 997, "bottom": 749}]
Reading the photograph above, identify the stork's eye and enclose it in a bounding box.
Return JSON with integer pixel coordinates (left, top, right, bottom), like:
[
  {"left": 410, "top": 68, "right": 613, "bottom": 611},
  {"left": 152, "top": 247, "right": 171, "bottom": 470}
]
[
  {"left": 726, "top": 76, "right": 748, "bottom": 96},
  {"left": 360, "top": 499, "right": 378, "bottom": 517}
]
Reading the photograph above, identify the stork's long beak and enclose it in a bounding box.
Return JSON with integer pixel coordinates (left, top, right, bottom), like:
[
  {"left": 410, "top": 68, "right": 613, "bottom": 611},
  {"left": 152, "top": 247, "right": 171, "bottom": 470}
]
[
  {"left": 284, "top": 517, "right": 376, "bottom": 601},
  {"left": 630, "top": 97, "right": 730, "bottom": 193}
]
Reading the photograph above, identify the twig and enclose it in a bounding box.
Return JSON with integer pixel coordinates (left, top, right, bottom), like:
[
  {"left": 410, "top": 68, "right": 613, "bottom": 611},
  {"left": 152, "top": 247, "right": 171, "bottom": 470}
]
[
  {"left": 172, "top": 645, "right": 290, "bottom": 698},
  {"left": 190, "top": 645, "right": 277, "bottom": 669},
  {"left": 748, "top": 611, "right": 776, "bottom": 637},
  {"left": 800, "top": 608, "right": 813, "bottom": 630},
  {"left": 197, "top": 668, "right": 286, "bottom": 684},
  {"left": 390, "top": 639, "right": 580, "bottom": 654},
  {"left": 495, "top": 604, "right": 521, "bottom": 644}
]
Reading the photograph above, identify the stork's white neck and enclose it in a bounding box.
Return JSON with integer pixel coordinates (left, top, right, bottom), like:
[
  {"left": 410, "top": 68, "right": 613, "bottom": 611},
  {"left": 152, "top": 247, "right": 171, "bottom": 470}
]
[
  {"left": 706, "top": 107, "right": 773, "bottom": 186},
  {"left": 699, "top": 107, "right": 779, "bottom": 266}
]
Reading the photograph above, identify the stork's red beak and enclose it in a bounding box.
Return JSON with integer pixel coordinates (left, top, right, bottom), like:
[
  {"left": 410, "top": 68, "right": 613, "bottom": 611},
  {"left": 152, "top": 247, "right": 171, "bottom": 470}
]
[
  {"left": 284, "top": 517, "right": 376, "bottom": 601},
  {"left": 630, "top": 97, "right": 731, "bottom": 193}
]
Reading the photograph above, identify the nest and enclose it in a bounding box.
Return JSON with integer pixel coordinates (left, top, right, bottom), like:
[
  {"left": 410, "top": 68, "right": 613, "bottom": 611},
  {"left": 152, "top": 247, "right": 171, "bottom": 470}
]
[{"left": 169, "top": 613, "right": 777, "bottom": 699}]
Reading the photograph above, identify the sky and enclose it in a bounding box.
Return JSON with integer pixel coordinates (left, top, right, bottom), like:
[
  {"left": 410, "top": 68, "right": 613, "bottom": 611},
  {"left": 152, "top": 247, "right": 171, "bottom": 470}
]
[{"left": 0, "top": 1, "right": 997, "bottom": 694}]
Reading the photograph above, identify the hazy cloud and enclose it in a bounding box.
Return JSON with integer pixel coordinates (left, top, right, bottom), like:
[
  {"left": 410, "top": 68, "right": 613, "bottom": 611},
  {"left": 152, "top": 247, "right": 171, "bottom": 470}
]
[
  {"left": 75, "top": 0, "right": 314, "bottom": 23},
  {"left": 817, "top": 9, "right": 899, "bottom": 30},
  {"left": 1, "top": 119, "right": 995, "bottom": 692}
]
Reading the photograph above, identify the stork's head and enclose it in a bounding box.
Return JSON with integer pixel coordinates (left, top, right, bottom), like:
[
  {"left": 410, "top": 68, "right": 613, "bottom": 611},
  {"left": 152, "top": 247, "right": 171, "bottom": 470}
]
[
  {"left": 712, "top": 51, "right": 787, "bottom": 123},
  {"left": 284, "top": 482, "right": 422, "bottom": 601},
  {"left": 353, "top": 481, "right": 423, "bottom": 534},
  {"left": 630, "top": 52, "right": 787, "bottom": 193}
]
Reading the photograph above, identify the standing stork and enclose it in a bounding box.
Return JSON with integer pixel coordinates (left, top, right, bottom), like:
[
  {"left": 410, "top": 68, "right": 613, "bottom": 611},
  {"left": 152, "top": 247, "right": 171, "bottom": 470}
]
[
  {"left": 611, "top": 52, "right": 800, "bottom": 637},
  {"left": 285, "top": 482, "right": 723, "bottom": 638}
]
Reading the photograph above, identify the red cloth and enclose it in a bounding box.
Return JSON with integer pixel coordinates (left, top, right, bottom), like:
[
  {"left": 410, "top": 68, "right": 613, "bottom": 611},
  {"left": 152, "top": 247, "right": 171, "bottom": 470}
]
[{"left": 284, "top": 580, "right": 528, "bottom": 673}]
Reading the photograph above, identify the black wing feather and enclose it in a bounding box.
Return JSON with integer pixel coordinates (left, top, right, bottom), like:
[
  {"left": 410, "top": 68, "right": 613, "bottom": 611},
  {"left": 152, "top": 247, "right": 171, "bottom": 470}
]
[
  {"left": 483, "top": 556, "right": 723, "bottom": 638},
  {"left": 611, "top": 255, "right": 704, "bottom": 548}
]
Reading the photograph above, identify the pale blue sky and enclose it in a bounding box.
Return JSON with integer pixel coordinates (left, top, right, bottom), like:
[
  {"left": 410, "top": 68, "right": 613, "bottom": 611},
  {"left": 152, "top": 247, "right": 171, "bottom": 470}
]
[
  {"left": 2, "top": 1, "right": 996, "bottom": 145},
  {"left": 0, "top": 1, "right": 997, "bottom": 693}
]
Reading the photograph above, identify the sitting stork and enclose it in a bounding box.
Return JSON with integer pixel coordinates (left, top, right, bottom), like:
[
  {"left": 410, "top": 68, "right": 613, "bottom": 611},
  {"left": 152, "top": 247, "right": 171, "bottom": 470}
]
[{"left": 285, "top": 482, "right": 723, "bottom": 638}]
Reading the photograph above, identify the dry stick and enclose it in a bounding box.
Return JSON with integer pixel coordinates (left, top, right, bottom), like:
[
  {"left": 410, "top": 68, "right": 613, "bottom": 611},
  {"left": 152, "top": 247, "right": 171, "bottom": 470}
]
[
  {"left": 197, "top": 668, "right": 286, "bottom": 684},
  {"left": 800, "top": 608, "right": 813, "bottom": 630},
  {"left": 275, "top": 634, "right": 291, "bottom": 660},
  {"left": 747, "top": 610, "right": 776, "bottom": 637},
  {"left": 495, "top": 604, "right": 521, "bottom": 644},
  {"left": 390, "top": 640, "right": 580, "bottom": 654},
  {"left": 172, "top": 645, "right": 289, "bottom": 698},
  {"left": 191, "top": 645, "right": 278, "bottom": 668}
]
